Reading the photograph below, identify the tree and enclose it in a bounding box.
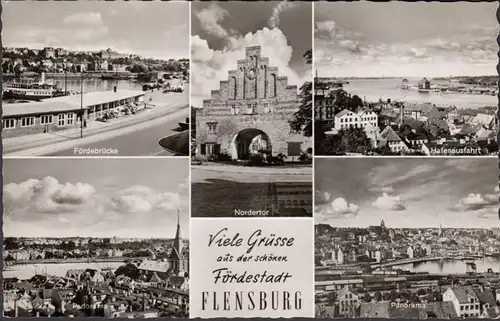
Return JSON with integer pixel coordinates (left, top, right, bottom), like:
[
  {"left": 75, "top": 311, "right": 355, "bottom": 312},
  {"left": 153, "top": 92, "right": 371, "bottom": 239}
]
[
  {"left": 4, "top": 237, "right": 19, "bottom": 250},
  {"left": 289, "top": 81, "right": 312, "bottom": 136},
  {"left": 340, "top": 127, "right": 373, "bottom": 154},
  {"left": 303, "top": 49, "right": 312, "bottom": 65},
  {"left": 363, "top": 293, "right": 372, "bottom": 303},
  {"left": 374, "top": 291, "right": 383, "bottom": 302},
  {"left": 322, "top": 133, "right": 346, "bottom": 155},
  {"left": 289, "top": 49, "right": 312, "bottom": 137}
]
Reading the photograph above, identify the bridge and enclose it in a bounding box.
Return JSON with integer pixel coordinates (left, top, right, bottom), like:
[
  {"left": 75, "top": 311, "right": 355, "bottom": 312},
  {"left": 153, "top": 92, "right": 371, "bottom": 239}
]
[
  {"left": 371, "top": 256, "right": 446, "bottom": 269},
  {"left": 4, "top": 257, "right": 146, "bottom": 267}
]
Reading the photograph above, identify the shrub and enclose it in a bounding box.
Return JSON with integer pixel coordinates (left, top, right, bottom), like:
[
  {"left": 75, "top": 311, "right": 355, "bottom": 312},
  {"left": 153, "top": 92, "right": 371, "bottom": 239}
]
[
  {"left": 248, "top": 154, "right": 264, "bottom": 166},
  {"left": 207, "top": 154, "right": 219, "bottom": 162}
]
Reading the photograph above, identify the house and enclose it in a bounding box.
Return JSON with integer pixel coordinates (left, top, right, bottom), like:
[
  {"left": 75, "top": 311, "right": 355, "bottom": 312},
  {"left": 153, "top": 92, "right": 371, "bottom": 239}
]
[
  {"left": 407, "top": 246, "right": 414, "bottom": 259},
  {"left": 404, "top": 102, "right": 435, "bottom": 121},
  {"left": 404, "top": 130, "right": 428, "bottom": 149},
  {"left": 442, "top": 286, "right": 481, "bottom": 317},
  {"left": 331, "top": 247, "right": 344, "bottom": 265},
  {"left": 378, "top": 126, "right": 407, "bottom": 153},
  {"left": 482, "top": 306, "right": 500, "bottom": 318},
  {"left": 338, "top": 285, "right": 360, "bottom": 316},
  {"left": 334, "top": 108, "right": 378, "bottom": 133},
  {"left": 473, "top": 288, "right": 498, "bottom": 312},
  {"left": 471, "top": 113, "right": 495, "bottom": 129}
]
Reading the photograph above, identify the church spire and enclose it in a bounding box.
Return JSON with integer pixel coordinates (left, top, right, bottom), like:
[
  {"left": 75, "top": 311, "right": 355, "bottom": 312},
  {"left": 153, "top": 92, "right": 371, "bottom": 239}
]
[{"left": 173, "top": 209, "right": 183, "bottom": 258}]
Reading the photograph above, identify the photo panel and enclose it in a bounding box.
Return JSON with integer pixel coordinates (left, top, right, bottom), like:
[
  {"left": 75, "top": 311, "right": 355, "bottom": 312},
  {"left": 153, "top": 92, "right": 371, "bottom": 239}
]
[
  {"left": 191, "top": 1, "right": 313, "bottom": 218},
  {"left": 314, "top": 157, "right": 500, "bottom": 318},
  {"left": 3, "top": 1, "right": 190, "bottom": 157},
  {"left": 3, "top": 158, "right": 190, "bottom": 318},
  {"left": 190, "top": 218, "right": 314, "bottom": 318},
  {"left": 313, "top": 2, "right": 498, "bottom": 157}
]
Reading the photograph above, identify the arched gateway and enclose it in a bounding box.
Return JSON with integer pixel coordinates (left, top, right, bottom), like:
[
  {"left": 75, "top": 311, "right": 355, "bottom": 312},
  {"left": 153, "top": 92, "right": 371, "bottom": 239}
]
[{"left": 195, "top": 46, "right": 310, "bottom": 160}]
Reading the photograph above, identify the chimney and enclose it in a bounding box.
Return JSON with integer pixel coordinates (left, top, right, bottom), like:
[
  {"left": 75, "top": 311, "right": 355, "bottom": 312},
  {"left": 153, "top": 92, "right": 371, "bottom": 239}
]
[{"left": 113, "top": 86, "right": 117, "bottom": 93}]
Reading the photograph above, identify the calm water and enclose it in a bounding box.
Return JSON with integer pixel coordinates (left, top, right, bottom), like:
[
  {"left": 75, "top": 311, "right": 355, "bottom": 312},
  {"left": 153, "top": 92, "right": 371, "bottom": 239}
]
[
  {"left": 3, "top": 262, "right": 123, "bottom": 280},
  {"left": 343, "top": 78, "right": 497, "bottom": 108},
  {"left": 399, "top": 257, "right": 500, "bottom": 274},
  {"left": 49, "top": 78, "right": 144, "bottom": 93}
]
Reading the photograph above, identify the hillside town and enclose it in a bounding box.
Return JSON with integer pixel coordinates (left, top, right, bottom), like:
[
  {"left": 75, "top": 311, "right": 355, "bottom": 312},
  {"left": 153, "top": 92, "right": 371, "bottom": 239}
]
[
  {"left": 3, "top": 232, "right": 189, "bottom": 317},
  {"left": 314, "top": 78, "right": 498, "bottom": 156},
  {"left": 315, "top": 221, "right": 500, "bottom": 318},
  {"left": 2, "top": 47, "right": 189, "bottom": 79}
]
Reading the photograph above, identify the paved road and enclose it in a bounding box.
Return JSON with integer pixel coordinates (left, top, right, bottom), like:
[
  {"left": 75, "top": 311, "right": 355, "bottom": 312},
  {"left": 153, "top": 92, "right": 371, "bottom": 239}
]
[{"left": 49, "top": 111, "right": 188, "bottom": 156}]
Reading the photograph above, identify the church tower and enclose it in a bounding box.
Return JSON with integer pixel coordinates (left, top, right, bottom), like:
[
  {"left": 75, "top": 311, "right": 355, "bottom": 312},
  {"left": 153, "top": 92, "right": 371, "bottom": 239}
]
[
  {"left": 169, "top": 210, "right": 188, "bottom": 276},
  {"left": 173, "top": 210, "right": 183, "bottom": 255}
]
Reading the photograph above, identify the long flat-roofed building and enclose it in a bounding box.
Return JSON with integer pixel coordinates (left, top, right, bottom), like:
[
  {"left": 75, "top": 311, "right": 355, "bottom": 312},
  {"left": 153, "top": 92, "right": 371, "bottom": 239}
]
[{"left": 2, "top": 88, "right": 145, "bottom": 138}]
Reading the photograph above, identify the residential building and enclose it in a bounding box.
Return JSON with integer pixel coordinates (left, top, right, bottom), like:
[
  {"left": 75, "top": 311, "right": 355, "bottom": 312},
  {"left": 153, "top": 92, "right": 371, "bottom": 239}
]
[{"left": 443, "top": 286, "right": 481, "bottom": 317}]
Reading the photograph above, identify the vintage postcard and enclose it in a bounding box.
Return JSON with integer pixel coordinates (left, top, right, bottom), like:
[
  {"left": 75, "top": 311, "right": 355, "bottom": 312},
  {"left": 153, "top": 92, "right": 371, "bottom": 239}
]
[
  {"left": 3, "top": 158, "right": 190, "bottom": 317},
  {"left": 191, "top": 1, "right": 313, "bottom": 218},
  {"left": 2, "top": 1, "right": 189, "bottom": 157},
  {"left": 314, "top": 2, "right": 498, "bottom": 156},
  {"left": 315, "top": 157, "right": 500, "bottom": 318}
]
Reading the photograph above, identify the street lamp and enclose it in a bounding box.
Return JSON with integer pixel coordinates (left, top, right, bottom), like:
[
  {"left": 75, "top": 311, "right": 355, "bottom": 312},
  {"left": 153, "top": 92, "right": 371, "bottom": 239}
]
[
  {"left": 81, "top": 72, "right": 84, "bottom": 139},
  {"left": 80, "top": 73, "right": 92, "bottom": 139}
]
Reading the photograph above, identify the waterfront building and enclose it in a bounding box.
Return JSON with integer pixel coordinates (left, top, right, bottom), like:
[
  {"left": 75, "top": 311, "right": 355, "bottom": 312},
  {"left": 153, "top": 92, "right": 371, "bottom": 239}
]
[
  {"left": 42, "top": 47, "right": 55, "bottom": 59},
  {"left": 418, "top": 77, "right": 431, "bottom": 90},
  {"left": 195, "top": 46, "right": 311, "bottom": 160},
  {"left": 2, "top": 89, "right": 145, "bottom": 138},
  {"left": 99, "top": 49, "right": 126, "bottom": 60}
]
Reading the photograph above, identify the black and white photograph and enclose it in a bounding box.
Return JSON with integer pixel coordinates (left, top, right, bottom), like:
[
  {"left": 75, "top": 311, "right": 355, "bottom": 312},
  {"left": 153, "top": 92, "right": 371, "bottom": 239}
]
[
  {"left": 314, "top": 157, "right": 500, "bottom": 318},
  {"left": 191, "top": 1, "right": 313, "bottom": 217},
  {"left": 3, "top": 158, "right": 190, "bottom": 318},
  {"left": 2, "top": 1, "right": 190, "bottom": 157},
  {"left": 314, "top": 2, "right": 498, "bottom": 157}
]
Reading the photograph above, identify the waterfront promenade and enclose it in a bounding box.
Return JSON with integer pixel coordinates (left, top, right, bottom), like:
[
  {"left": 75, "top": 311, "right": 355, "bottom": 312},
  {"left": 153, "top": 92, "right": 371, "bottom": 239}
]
[{"left": 4, "top": 91, "right": 188, "bottom": 156}]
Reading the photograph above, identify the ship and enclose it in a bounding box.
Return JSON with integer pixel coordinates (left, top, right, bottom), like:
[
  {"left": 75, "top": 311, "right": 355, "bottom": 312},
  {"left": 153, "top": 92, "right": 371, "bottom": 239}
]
[{"left": 2, "top": 73, "right": 65, "bottom": 100}]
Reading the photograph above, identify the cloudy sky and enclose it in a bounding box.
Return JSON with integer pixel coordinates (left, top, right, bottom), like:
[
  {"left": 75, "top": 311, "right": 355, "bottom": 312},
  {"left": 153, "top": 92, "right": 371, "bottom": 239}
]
[
  {"left": 315, "top": 158, "right": 499, "bottom": 229},
  {"left": 191, "top": 1, "right": 312, "bottom": 107},
  {"left": 3, "top": 158, "right": 189, "bottom": 238},
  {"left": 315, "top": 2, "right": 498, "bottom": 77},
  {"left": 3, "top": 1, "right": 189, "bottom": 60}
]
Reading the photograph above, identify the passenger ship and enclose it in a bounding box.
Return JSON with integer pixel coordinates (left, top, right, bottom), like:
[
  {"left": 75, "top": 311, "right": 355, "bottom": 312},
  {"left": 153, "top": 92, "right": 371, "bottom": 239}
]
[{"left": 2, "top": 73, "right": 65, "bottom": 100}]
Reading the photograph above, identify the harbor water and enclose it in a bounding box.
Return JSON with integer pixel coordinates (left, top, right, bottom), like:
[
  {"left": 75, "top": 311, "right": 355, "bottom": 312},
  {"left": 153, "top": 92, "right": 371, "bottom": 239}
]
[
  {"left": 4, "top": 262, "right": 124, "bottom": 280},
  {"left": 342, "top": 78, "right": 497, "bottom": 108},
  {"left": 398, "top": 257, "right": 500, "bottom": 274}
]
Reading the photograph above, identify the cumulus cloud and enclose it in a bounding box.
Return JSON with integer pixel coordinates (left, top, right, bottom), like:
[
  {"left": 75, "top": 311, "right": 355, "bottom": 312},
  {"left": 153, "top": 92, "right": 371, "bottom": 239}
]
[
  {"left": 451, "top": 186, "right": 499, "bottom": 212},
  {"left": 195, "top": 3, "right": 232, "bottom": 38},
  {"left": 111, "top": 186, "right": 181, "bottom": 213},
  {"left": 315, "top": 197, "right": 359, "bottom": 223},
  {"left": 4, "top": 177, "right": 96, "bottom": 215},
  {"left": 191, "top": 27, "right": 305, "bottom": 107},
  {"left": 331, "top": 198, "right": 360, "bottom": 215},
  {"left": 372, "top": 193, "right": 407, "bottom": 211},
  {"left": 63, "top": 12, "right": 103, "bottom": 25},
  {"left": 4, "top": 177, "right": 181, "bottom": 218}
]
